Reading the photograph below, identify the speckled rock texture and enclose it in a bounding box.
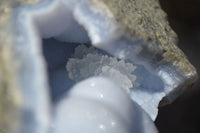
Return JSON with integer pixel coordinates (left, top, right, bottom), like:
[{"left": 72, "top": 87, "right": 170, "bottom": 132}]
[{"left": 100, "top": 0, "right": 196, "bottom": 82}]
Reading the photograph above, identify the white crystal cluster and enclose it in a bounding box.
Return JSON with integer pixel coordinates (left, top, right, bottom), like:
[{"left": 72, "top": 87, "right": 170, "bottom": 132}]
[{"left": 66, "top": 45, "right": 137, "bottom": 93}]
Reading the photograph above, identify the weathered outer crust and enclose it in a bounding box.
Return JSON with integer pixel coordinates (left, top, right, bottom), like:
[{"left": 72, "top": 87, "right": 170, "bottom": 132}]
[{"left": 99, "top": 0, "right": 197, "bottom": 80}]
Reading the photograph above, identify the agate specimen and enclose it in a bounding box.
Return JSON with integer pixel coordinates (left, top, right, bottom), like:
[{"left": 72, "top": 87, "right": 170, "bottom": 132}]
[{"left": 0, "top": 0, "right": 197, "bottom": 133}]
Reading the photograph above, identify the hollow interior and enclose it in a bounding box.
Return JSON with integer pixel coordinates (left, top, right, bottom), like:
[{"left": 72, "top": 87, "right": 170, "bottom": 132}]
[
  {"left": 39, "top": 14, "right": 165, "bottom": 112},
  {"left": 42, "top": 38, "right": 86, "bottom": 103},
  {"left": 35, "top": 5, "right": 92, "bottom": 103},
  {"left": 36, "top": 3, "right": 165, "bottom": 120}
]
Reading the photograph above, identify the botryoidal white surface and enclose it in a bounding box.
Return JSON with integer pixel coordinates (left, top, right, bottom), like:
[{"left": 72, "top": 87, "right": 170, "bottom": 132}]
[
  {"left": 52, "top": 77, "right": 158, "bottom": 133},
  {"left": 66, "top": 45, "right": 138, "bottom": 93}
]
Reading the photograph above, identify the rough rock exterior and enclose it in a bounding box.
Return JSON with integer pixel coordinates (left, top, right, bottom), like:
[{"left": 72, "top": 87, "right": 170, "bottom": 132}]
[{"left": 100, "top": 0, "right": 197, "bottom": 83}]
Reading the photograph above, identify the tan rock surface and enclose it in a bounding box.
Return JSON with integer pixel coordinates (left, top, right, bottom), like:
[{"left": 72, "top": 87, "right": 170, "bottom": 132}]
[{"left": 100, "top": 0, "right": 196, "bottom": 81}]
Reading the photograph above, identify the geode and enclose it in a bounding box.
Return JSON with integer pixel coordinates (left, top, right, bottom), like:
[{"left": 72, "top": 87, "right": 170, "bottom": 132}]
[{"left": 0, "top": 0, "right": 197, "bottom": 133}]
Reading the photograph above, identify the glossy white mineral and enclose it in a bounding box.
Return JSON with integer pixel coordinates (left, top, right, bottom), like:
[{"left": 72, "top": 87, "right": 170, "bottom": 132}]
[{"left": 52, "top": 77, "right": 158, "bottom": 133}]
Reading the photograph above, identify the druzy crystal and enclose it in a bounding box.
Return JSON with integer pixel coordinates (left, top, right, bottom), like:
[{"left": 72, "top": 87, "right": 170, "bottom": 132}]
[{"left": 0, "top": 0, "right": 197, "bottom": 133}]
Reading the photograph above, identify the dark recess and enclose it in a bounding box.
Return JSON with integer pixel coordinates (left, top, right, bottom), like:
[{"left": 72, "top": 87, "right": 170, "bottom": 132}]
[
  {"left": 42, "top": 38, "right": 79, "bottom": 103},
  {"left": 156, "top": 1, "right": 200, "bottom": 133}
]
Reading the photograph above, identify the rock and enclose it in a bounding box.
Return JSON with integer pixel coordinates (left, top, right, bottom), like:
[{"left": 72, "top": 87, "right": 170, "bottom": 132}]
[{"left": 0, "top": 0, "right": 198, "bottom": 132}]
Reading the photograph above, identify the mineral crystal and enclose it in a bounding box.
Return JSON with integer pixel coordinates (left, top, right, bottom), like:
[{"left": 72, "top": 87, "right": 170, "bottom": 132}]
[
  {"left": 0, "top": 0, "right": 198, "bottom": 133},
  {"left": 67, "top": 45, "right": 137, "bottom": 93},
  {"left": 52, "top": 77, "right": 158, "bottom": 133}
]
